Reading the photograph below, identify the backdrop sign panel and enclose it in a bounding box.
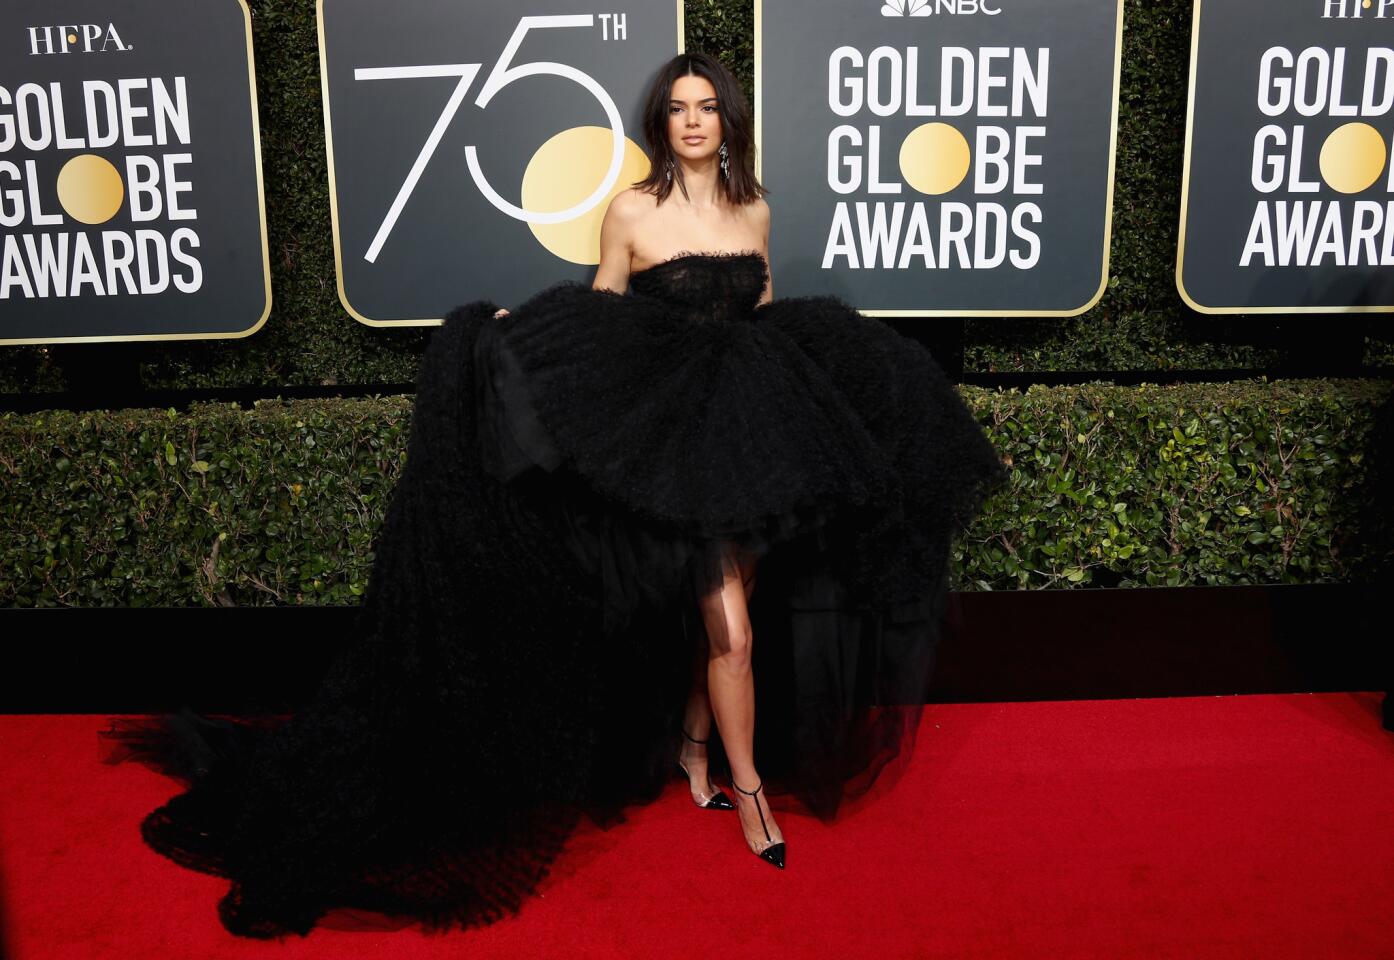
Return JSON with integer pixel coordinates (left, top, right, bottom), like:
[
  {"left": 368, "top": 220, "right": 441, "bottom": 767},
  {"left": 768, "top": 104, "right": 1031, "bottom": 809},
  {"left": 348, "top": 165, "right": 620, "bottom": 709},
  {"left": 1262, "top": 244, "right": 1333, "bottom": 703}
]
[
  {"left": 319, "top": 0, "right": 682, "bottom": 325},
  {"left": 1178, "top": 0, "right": 1394, "bottom": 313},
  {"left": 0, "top": 0, "right": 271, "bottom": 345},
  {"left": 756, "top": 0, "right": 1123, "bottom": 316}
]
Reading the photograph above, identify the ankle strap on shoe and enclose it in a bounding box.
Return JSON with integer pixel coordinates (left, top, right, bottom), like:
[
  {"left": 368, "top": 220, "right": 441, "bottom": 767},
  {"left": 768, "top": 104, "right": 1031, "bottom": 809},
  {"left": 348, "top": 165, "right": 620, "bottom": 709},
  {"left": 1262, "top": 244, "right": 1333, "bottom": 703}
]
[
  {"left": 681, "top": 727, "right": 709, "bottom": 744},
  {"left": 731, "top": 777, "right": 772, "bottom": 842}
]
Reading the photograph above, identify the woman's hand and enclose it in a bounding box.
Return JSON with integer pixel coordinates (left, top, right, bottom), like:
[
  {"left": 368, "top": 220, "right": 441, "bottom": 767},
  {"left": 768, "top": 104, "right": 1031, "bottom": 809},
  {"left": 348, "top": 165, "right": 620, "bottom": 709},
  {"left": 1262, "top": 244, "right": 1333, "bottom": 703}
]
[{"left": 492, "top": 308, "right": 510, "bottom": 319}]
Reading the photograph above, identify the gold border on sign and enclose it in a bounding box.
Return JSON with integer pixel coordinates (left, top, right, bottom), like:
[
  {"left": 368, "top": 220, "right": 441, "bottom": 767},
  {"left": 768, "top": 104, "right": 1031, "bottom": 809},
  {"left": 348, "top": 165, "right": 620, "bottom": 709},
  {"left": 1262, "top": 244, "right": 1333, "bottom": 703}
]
[
  {"left": 0, "top": 0, "right": 274, "bottom": 346},
  {"left": 323, "top": 0, "right": 687, "bottom": 327},
  {"left": 755, "top": 0, "right": 1126, "bottom": 318},
  {"left": 1175, "top": 0, "right": 1393, "bottom": 314}
]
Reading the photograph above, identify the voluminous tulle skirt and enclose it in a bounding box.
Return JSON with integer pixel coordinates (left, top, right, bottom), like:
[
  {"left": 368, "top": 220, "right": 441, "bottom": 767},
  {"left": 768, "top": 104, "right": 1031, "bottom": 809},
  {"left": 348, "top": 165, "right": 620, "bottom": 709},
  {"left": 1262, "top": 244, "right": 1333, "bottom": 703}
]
[{"left": 99, "top": 283, "right": 1008, "bottom": 939}]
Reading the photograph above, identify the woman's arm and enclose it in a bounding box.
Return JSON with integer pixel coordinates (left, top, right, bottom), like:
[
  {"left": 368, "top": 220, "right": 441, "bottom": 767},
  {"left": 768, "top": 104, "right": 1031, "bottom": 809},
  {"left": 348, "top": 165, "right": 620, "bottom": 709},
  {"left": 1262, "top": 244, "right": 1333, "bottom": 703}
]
[
  {"left": 755, "top": 199, "right": 772, "bottom": 306},
  {"left": 492, "top": 191, "right": 635, "bottom": 319},
  {"left": 593, "top": 190, "right": 636, "bottom": 293}
]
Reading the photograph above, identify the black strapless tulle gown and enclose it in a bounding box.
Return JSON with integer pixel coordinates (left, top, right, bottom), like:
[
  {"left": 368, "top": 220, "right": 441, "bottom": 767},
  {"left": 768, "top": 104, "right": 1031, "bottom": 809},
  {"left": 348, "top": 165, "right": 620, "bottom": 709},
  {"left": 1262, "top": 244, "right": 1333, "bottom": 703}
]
[{"left": 98, "top": 249, "right": 1008, "bottom": 939}]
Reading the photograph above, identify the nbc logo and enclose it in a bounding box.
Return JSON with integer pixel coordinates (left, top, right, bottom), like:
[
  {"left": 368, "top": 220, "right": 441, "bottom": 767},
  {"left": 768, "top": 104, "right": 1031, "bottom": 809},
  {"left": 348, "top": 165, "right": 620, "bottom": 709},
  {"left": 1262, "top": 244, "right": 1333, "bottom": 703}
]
[{"left": 880, "top": 0, "right": 1002, "bottom": 16}]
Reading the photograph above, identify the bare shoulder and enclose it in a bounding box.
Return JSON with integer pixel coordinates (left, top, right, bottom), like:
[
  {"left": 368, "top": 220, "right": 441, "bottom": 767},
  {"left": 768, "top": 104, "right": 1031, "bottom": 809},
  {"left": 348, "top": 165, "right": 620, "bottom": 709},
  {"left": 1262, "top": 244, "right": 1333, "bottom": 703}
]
[
  {"left": 605, "top": 186, "right": 653, "bottom": 221},
  {"left": 746, "top": 197, "right": 770, "bottom": 244},
  {"left": 599, "top": 188, "right": 647, "bottom": 246}
]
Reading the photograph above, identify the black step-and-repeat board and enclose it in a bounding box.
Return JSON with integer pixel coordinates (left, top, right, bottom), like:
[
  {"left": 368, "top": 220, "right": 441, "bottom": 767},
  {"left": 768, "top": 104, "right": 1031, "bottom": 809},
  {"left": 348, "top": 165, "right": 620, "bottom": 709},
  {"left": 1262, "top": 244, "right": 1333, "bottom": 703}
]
[
  {"left": 756, "top": 0, "right": 1124, "bottom": 316},
  {"left": 7, "top": 0, "right": 1390, "bottom": 345},
  {"left": 0, "top": 0, "right": 270, "bottom": 345},
  {"left": 1178, "top": 0, "right": 1394, "bottom": 313},
  {"left": 318, "top": 0, "right": 682, "bottom": 325}
]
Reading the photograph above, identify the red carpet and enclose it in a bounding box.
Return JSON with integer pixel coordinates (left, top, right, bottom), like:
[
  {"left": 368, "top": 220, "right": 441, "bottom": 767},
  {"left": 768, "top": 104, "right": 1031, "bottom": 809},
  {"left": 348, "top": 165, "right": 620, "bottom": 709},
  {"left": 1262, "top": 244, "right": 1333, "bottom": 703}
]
[{"left": 3, "top": 693, "right": 1391, "bottom": 959}]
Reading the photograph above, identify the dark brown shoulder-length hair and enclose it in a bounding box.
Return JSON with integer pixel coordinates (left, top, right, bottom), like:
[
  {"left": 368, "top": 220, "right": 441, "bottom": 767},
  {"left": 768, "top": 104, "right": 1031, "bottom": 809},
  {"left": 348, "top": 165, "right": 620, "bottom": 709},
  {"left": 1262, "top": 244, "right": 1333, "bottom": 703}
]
[{"left": 630, "top": 52, "right": 769, "bottom": 207}]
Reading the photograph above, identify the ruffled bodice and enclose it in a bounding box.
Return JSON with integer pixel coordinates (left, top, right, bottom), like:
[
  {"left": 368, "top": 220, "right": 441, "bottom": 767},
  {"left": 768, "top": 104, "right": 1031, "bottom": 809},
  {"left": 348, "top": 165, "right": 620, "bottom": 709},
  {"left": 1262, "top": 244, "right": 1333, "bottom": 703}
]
[{"left": 627, "top": 248, "right": 768, "bottom": 323}]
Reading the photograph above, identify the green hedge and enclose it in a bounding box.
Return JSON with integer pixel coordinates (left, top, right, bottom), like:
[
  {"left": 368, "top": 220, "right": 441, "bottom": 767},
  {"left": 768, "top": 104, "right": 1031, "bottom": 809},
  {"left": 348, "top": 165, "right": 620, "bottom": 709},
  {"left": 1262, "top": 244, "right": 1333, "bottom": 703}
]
[
  {"left": 5, "top": 2, "right": 1390, "bottom": 604},
  {"left": 1, "top": 0, "right": 1388, "bottom": 395},
  {"left": 4, "top": 378, "right": 1389, "bottom": 606}
]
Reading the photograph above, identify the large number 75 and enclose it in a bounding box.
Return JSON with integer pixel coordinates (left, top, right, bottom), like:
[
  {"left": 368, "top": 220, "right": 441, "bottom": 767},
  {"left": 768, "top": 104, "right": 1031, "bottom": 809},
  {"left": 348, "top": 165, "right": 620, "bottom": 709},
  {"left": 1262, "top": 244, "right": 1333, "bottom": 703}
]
[{"left": 350, "top": 15, "right": 625, "bottom": 263}]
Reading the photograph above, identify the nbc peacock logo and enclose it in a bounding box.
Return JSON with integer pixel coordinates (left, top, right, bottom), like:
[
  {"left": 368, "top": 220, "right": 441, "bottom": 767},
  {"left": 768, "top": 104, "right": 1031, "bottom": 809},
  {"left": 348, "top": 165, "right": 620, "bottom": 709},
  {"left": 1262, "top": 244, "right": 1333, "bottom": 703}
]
[{"left": 879, "top": 0, "right": 1002, "bottom": 17}]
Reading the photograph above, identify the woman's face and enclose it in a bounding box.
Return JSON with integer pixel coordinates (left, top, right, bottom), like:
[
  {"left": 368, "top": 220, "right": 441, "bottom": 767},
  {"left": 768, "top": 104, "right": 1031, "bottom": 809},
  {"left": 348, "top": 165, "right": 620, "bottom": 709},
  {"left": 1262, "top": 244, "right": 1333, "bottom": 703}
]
[{"left": 668, "top": 74, "right": 722, "bottom": 163}]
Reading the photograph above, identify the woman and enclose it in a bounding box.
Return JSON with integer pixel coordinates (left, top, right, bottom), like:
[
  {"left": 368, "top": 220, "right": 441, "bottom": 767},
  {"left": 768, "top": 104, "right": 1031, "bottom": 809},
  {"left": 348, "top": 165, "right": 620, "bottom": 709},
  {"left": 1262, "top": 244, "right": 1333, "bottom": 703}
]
[
  {"left": 496, "top": 55, "right": 786, "bottom": 866},
  {"left": 100, "top": 51, "right": 1007, "bottom": 938}
]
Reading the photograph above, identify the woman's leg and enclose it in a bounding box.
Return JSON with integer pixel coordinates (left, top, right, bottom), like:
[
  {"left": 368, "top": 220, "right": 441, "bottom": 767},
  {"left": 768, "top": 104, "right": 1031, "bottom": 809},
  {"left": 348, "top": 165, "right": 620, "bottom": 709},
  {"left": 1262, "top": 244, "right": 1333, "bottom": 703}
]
[
  {"left": 698, "top": 543, "right": 783, "bottom": 853},
  {"left": 678, "top": 551, "right": 756, "bottom": 802},
  {"left": 677, "top": 613, "right": 719, "bottom": 803}
]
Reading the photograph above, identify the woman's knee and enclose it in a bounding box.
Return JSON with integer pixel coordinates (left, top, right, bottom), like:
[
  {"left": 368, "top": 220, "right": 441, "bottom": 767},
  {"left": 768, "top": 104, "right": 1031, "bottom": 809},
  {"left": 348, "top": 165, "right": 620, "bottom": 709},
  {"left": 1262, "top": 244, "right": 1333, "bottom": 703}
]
[
  {"left": 696, "top": 588, "right": 753, "bottom": 661},
  {"left": 700, "top": 541, "right": 756, "bottom": 662},
  {"left": 708, "top": 617, "right": 752, "bottom": 667}
]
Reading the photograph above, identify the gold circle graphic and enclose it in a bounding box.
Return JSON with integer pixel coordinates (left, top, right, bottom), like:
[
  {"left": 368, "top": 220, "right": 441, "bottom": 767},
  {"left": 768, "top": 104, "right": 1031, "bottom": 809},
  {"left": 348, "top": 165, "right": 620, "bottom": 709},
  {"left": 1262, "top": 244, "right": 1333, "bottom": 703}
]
[
  {"left": 899, "top": 122, "right": 970, "bottom": 196},
  {"left": 56, "top": 154, "right": 124, "bottom": 224},
  {"left": 1319, "top": 122, "right": 1386, "bottom": 194},
  {"left": 520, "top": 127, "right": 651, "bottom": 264}
]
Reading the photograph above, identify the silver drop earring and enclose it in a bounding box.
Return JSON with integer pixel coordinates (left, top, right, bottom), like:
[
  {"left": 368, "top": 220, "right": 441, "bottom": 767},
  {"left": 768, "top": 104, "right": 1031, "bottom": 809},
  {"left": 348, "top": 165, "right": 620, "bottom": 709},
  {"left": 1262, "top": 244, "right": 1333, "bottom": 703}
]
[
  {"left": 665, "top": 157, "right": 674, "bottom": 181},
  {"left": 719, "top": 141, "right": 730, "bottom": 180}
]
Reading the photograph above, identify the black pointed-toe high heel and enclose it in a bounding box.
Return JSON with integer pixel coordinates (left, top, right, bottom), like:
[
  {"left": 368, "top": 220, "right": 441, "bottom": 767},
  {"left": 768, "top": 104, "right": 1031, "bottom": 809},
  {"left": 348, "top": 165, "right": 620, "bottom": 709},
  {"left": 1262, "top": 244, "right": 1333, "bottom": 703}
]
[
  {"left": 675, "top": 727, "right": 735, "bottom": 810},
  {"left": 730, "top": 776, "right": 786, "bottom": 869}
]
